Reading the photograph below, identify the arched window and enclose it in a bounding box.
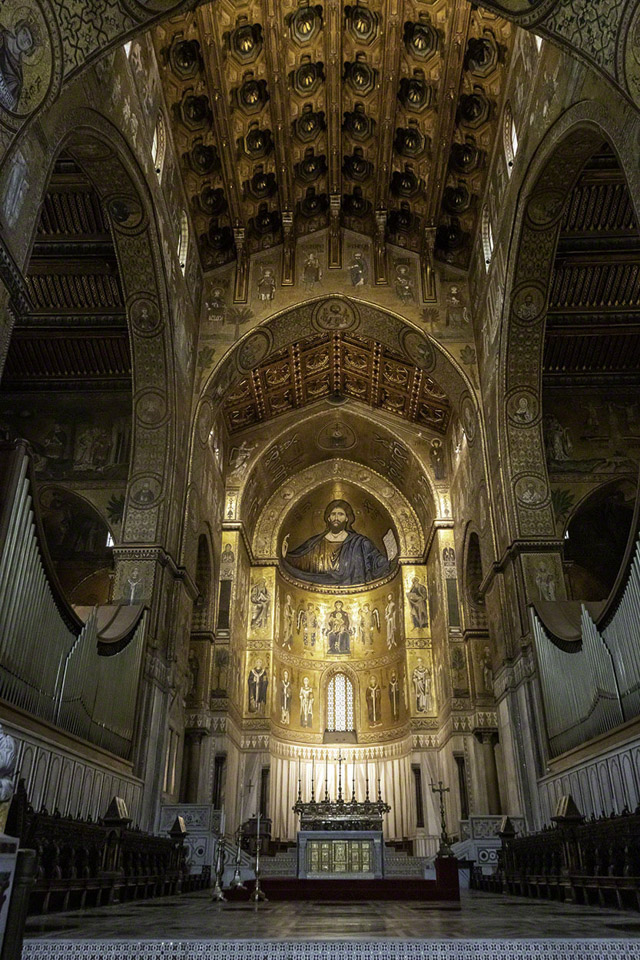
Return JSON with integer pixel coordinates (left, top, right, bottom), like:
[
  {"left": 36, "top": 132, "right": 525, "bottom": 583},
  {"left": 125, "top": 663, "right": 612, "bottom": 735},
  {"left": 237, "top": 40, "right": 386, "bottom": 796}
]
[
  {"left": 481, "top": 204, "right": 494, "bottom": 268},
  {"left": 327, "top": 673, "right": 355, "bottom": 732},
  {"left": 152, "top": 115, "right": 166, "bottom": 183},
  {"left": 177, "top": 209, "right": 189, "bottom": 274},
  {"left": 503, "top": 102, "right": 518, "bottom": 174}
]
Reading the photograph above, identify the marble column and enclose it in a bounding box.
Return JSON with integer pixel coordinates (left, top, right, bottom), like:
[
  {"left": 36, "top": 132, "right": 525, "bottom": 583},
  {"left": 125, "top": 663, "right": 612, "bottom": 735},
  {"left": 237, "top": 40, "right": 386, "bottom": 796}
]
[
  {"left": 475, "top": 730, "right": 501, "bottom": 815},
  {"left": 183, "top": 728, "right": 208, "bottom": 803}
]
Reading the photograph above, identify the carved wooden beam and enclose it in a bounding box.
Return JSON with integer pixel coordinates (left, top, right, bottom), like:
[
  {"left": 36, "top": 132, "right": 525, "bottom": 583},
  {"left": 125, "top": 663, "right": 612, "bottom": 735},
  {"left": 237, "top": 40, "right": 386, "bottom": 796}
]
[
  {"left": 198, "top": 6, "right": 247, "bottom": 284},
  {"left": 374, "top": 0, "right": 403, "bottom": 214},
  {"left": 262, "top": 0, "right": 296, "bottom": 284},
  {"left": 325, "top": 0, "right": 343, "bottom": 269},
  {"left": 424, "top": 0, "right": 472, "bottom": 239}
]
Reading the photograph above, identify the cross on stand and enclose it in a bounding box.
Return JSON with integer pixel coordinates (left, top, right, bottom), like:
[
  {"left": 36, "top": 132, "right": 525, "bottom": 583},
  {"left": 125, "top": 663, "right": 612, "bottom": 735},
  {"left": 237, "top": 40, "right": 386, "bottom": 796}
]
[{"left": 430, "top": 779, "right": 454, "bottom": 858}]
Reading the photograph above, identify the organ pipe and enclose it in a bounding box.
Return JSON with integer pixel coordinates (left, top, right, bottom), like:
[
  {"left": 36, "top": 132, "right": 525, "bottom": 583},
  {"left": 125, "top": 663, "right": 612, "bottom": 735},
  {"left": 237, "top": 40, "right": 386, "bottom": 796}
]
[
  {"left": 531, "top": 531, "right": 640, "bottom": 757},
  {"left": 0, "top": 440, "right": 145, "bottom": 760}
]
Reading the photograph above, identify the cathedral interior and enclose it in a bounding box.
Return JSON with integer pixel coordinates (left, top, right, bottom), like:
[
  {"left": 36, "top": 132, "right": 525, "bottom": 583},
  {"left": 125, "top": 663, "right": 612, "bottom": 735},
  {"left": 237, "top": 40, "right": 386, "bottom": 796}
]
[{"left": 1, "top": 0, "right": 640, "bottom": 954}]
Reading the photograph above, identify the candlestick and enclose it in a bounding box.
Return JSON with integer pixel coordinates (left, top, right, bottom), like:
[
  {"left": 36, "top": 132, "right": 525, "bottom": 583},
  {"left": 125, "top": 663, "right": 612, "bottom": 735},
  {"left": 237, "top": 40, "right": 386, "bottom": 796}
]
[
  {"left": 251, "top": 808, "right": 267, "bottom": 903},
  {"left": 230, "top": 819, "right": 247, "bottom": 891},
  {"left": 365, "top": 760, "right": 370, "bottom": 802},
  {"left": 311, "top": 756, "right": 315, "bottom": 802},
  {"left": 324, "top": 753, "right": 329, "bottom": 801},
  {"left": 352, "top": 760, "right": 356, "bottom": 803},
  {"left": 211, "top": 835, "right": 226, "bottom": 902}
]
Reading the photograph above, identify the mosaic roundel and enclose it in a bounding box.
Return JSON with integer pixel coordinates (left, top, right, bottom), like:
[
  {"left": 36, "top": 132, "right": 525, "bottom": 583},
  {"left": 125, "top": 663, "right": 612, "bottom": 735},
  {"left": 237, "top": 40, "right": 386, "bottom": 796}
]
[
  {"left": 107, "top": 194, "right": 145, "bottom": 231},
  {"left": 400, "top": 328, "right": 436, "bottom": 372},
  {"left": 511, "top": 285, "right": 546, "bottom": 325},
  {"left": 237, "top": 328, "right": 272, "bottom": 372},
  {"left": 507, "top": 389, "right": 539, "bottom": 426},
  {"left": 515, "top": 474, "right": 548, "bottom": 508},
  {"left": 196, "top": 400, "right": 214, "bottom": 445},
  {"left": 0, "top": 0, "right": 56, "bottom": 123},
  {"left": 130, "top": 297, "right": 162, "bottom": 335},
  {"left": 526, "top": 189, "right": 566, "bottom": 226},
  {"left": 312, "top": 298, "right": 359, "bottom": 332},
  {"left": 136, "top": 389, "right": 167, "bottom": 426},
  {"left": 461, "top": 396, "right": 477, "bottom": 443},
  {"left": 624, "top": 1, "right": 640, "bottom": 103},
  {"left": 130, "top": 475, "right": 161, "bottom": 507}
]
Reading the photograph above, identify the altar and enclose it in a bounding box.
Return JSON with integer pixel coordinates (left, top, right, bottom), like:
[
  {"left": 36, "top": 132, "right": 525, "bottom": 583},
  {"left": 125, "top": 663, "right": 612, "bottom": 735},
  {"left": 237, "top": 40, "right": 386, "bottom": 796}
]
[
  {"left": 298, "top": 830, "right": 384, "bottom": 879},
  {"left": 292, "top": 756, "right": 390, "bottom": 880}
]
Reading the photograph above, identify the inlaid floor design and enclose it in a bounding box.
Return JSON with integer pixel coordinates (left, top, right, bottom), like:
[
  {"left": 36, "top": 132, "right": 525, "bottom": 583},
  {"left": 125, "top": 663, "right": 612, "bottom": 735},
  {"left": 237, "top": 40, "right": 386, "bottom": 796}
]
[{"left": 24, "top": 889, "right": 638, "bottom": 941}]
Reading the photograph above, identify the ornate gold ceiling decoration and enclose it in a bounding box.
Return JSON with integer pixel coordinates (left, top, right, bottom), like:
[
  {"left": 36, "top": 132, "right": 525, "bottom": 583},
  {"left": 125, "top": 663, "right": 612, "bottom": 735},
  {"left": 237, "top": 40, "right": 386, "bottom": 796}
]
[
  {"left": 221, "top": 331, "right": 451, "bottom": 434},
  {"left": 153, "top": 0, "right": 512, "bottom": 271}
]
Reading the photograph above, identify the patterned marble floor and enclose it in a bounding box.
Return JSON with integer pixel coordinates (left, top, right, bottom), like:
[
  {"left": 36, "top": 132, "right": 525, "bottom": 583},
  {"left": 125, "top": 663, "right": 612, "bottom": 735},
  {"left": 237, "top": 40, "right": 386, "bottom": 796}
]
[{"left": 23, "top": 889, "right": 640, "bottom": 941}]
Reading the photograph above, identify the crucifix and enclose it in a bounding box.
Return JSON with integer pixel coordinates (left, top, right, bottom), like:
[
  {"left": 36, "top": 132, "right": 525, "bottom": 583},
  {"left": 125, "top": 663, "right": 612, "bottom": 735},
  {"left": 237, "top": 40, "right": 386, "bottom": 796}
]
[{"left": 430, "top": 779, "right": 454, "bottom": 857}]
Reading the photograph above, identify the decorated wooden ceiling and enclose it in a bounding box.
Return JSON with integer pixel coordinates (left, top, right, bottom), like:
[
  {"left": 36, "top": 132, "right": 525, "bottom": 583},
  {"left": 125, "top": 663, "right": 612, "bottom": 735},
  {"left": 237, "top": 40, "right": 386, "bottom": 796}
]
[
  {"left": 153, "top": 0, "right": 513, "bottom": 271},
  {"left": 222, "top": 331, "right": 451, "bottom": 433},
  {"left": 2, "top": 154, "right": 130, "bottom": 393},
  {"left": 544, "top": 144, "right": 640, "bottom": 385}
]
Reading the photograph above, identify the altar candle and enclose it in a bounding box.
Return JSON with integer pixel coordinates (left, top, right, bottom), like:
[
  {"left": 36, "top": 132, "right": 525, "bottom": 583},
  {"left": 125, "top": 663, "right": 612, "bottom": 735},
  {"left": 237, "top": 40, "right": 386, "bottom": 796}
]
[{"left": 220, "top": 805, "right": 226, "bottom": 836}]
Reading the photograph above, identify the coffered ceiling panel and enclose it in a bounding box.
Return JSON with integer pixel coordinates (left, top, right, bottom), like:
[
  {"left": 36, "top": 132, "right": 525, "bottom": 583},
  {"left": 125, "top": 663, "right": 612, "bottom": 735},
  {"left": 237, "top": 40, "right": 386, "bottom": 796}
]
[
  {"left": 153, "top": 0, "right": 513, "bottom": 270},
  {"left": 222, "top": 331, "right": 451, "bottom": 432}
]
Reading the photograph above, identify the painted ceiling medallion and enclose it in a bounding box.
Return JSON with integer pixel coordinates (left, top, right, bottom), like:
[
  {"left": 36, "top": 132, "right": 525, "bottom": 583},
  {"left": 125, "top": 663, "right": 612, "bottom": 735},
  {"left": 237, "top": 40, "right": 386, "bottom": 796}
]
[
  {"left": 244, "top": 167, "right": 278, "bottom": 201},
  {"left": 464, "top": 32, "right": 500, "bottom": 77},
  {"left": 403, "top": 14, "right": 439, "bottom": 60},
  {"left": 394, "top": 122, "right": 428, "bottom": 159},
  {"left": 293, "top": 103, "right": 327, "bottom": 142},
  {"left": 197, "top": 186, "right": 227, "bottom": 217},
  {"left": 345, "top": 4, "right": 379, "bottom": 44},
  {"left": 185, "top": 141, "right": 220, "bottom": 176},
  {"left": 450, "top": 138, "right": 483, "bottom": 174},
  {"left": 225, "top": 16, "right": 263, "bottom": 63},
  {"left": 390, "top": 164, "right": 423, "bottom": 200},
  {"left": 291, "top": 56, "right": 325, "bottom": 96},
  {"left": 238, "top": 122, "right": 274, "bottom": 159},
  {"left": 175, "top": 91, "right": 212, "bottom": 132},
  {"left": 457, "top": 89, "right": 491, "bottom": 129},
  {"left": 397, "top": 70, "right": 433, "bottom": 113},
  {"left": 165, "top": 36, "right": 202, "bottom": 80},
  {"left": 344, "top": 54, "right": 377, "bottom": 96},
  {"left": 342, "top": 103, "right": 375, "bottom": 141},
  {"left": 232, "top": 71, "right": 270, "bottom": 114},
  {"left": 295, "top": 149, "right": 327, "bottom": 183},
  {"left": 343, "top": 148, "right": 373, "bottom": 182},
  {"left": 287, "top": 3, "right": 323, "bottom": 45}
]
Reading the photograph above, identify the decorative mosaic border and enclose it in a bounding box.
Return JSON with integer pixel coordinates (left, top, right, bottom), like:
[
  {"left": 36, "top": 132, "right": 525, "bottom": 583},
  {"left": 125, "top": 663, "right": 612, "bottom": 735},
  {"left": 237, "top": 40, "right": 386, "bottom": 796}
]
[{"left": 21, "top": 940, "right": 640, "bottom": 960}]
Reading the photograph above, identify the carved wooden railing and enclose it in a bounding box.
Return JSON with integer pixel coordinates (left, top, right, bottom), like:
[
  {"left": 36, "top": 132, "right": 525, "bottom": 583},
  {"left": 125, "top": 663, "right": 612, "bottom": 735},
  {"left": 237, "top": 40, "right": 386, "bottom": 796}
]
[
  {"left": 474, "top": 805, "right": 640, "bottom": 911},
  {"left": 7, "top": 782, "right": 208, "bottom": 914}
]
